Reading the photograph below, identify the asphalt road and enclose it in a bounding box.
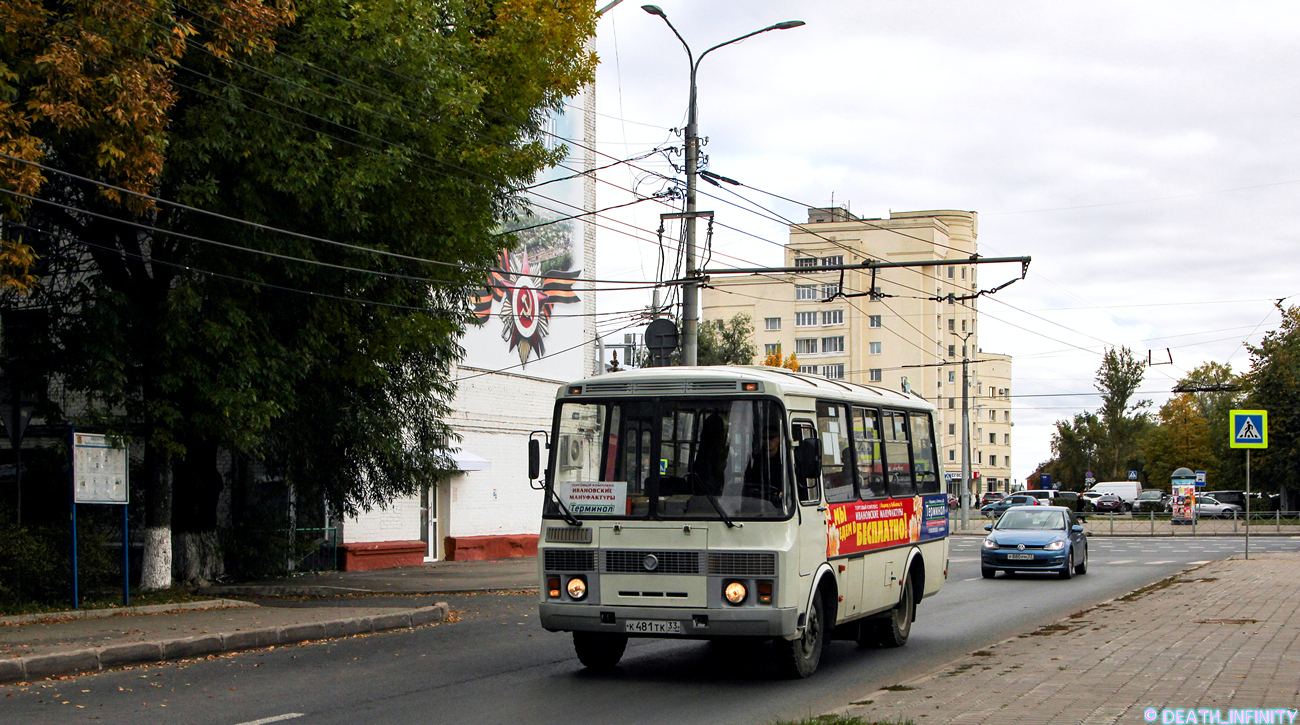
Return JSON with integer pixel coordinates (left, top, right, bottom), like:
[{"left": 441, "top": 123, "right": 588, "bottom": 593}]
[{"left": 8, "top": 536, "right": 1299, "bottom": 725}]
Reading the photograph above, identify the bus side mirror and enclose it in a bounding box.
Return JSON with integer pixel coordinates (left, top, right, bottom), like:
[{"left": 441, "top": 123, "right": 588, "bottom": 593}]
[
  {"left": 795, "top": 438, "right": 821, "bottom": 480},
  {"left": 528, "top": 439, "right": 541, "bottom": 480}
]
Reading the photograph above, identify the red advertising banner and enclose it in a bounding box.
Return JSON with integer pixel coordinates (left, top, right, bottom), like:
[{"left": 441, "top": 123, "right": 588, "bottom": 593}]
[{"left": 826, "top": 494, "right": 947, "bottom": 558}]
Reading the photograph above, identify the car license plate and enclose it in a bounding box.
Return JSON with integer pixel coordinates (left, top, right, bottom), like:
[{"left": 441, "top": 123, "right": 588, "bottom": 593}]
[
  {"left": 624, "top": 619, "right": 682, "bottom": 634},
  {"left": 1007, "top": 553, "right": 1035, "bottom": 560}
]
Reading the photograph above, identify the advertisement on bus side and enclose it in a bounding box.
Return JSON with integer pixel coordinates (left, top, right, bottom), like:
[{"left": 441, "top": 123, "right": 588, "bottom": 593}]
[{"left": 825, "top": 493, "right": 948, "bottom": 558}]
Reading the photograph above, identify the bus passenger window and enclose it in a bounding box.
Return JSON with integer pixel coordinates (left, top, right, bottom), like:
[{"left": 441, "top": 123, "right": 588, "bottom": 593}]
[
  {"left": 853, "top": 407, "right": 885, "bottom": 499},
  {"left": 910, "top": 412, "right": 940, "bottom": 494},
  {"left": 881, "top": 410, "right": 915, "bottom": 498},
  {"left": 818, "top": 402, "right": 855, "bottom": 503}
]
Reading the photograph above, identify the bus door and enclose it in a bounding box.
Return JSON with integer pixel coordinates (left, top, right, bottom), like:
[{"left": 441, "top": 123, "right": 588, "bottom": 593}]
[
  {"left": 818, "top": 401, "right": 865, "bottom": 619},
  {"left": 792, "top": 419, "right": 823, "bottom": 578}
]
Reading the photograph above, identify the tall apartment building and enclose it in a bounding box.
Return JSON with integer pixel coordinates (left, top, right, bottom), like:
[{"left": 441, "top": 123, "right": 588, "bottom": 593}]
[{"left": 701, "top": 207, "right": 1015, "bottom": 495}]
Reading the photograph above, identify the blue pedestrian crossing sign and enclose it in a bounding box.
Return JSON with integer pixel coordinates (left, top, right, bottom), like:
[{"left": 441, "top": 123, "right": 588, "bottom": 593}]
[{"left": 1229, "top": 410, "right": 1268, "bottom": 449}]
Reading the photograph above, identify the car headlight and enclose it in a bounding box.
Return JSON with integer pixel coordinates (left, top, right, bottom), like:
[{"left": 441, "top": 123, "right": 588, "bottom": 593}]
[
  {"left": 724, "top": 581, "right": 747, "bottom": 605},
  {"left": 1044, "top": 540, "right": 1066, "bottom": 551},
  {"left": 982, "top": 538, "right": 998, "bottom": 549},
  {"left": 566, "top": 576, "right": 587, "bottom": 599}
]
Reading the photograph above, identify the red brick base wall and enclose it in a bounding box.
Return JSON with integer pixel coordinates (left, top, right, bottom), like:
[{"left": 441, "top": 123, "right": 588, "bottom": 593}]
[
  {"left": 339, "top": 540, "right": 427, "bottom": 571},
  {"left": 444, "top": 534, "right": 538, "bottom": 561}
]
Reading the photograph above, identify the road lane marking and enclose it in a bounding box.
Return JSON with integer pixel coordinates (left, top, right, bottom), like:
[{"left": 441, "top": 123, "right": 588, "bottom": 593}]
[
  {"left": 949, "top": 558, "right": 976, "bottom": 562},
  {"left": 1145, "top": 560, "right": 1175, "bottom": 565},
  {"left": 1188, "top": 561, "right": 1211, "bottom": 565},
  {"left": 235, "top": 715, "right": 305, "bottom": 725},
  {"left": 1107, "top": 560, "right": 1134, "bottom": 565},
  {"left": 963, "top": 577, "right": 981, "bottom": 582}
]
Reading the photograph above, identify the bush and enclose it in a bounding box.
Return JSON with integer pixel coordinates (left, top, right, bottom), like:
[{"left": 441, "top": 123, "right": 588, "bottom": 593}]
[{"left": 0, "top": 520, "right": 118, "bottom": 606}]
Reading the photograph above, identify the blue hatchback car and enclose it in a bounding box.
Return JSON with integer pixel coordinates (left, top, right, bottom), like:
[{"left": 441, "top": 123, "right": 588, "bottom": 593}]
[{"left": 981, "top": 506, "right": 1088, "bottom": 580}]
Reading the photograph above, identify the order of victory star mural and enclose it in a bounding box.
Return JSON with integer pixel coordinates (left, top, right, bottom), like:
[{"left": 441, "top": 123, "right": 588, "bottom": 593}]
[{"left": 470, "top": 217, "right": 582, "bottom": 367}]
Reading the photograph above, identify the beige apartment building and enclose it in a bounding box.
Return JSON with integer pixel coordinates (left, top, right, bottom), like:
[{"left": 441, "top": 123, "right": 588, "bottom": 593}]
[{"left": 701, "top": 207, "right": 1015, "bottom": 496}]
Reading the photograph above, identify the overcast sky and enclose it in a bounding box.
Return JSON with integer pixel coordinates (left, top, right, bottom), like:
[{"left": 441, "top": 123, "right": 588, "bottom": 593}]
[{"left": 571, "top": 1, "right": 1299, "bottom": 487}]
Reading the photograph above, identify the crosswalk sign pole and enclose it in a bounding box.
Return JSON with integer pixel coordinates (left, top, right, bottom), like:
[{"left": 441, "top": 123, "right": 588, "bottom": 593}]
[{"left": 1230, "top": 409, "right": 1267, "bottom": 561}]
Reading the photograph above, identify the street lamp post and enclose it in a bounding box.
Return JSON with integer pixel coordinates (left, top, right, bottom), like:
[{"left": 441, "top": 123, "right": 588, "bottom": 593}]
[{"left": 641, "top": 5, "right": 803, "bottom": 365}]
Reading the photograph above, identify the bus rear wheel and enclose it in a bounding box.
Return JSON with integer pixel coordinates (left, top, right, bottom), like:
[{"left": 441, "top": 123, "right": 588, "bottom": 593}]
[
  {"left": 573, "top": 631, "right": 628, "bottom": 672},
  {"left": 866, "top": 573, "right": 914, "bottom": 648},
  {"left": 774, "top": 589, "right": 825, "bottom": 678}
]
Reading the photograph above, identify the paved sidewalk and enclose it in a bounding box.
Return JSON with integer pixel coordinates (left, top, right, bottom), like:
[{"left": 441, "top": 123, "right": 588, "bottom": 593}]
[
  {"left": 0, "top": 553, "right": 541, "bottom": 683},
  {"left": 840, "top": 553, "right": 1300, "bottom": 724}
]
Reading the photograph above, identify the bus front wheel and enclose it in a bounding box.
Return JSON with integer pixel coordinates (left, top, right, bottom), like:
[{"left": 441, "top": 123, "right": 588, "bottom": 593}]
[
  {"left": 573, "top": 631, "right": 628, "bottom": 672},
  {"left": 774, "top": 589, "right": 825, "bottom": 678}
]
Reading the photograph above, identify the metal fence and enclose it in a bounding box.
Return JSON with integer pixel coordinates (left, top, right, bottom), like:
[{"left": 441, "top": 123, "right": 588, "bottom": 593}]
[
  {"left": 950, "top": 511, "right": 1300, "bottom": 536},
  {"left": 288, "top": 527, "right": 339, "bottom": 570}
]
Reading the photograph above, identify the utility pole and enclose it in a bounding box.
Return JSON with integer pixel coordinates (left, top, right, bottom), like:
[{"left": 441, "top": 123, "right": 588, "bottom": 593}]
[
  {"left": 641, "top": 5, "right": 804, "bottom": 364},
  {"left": 954, "top": 331, "right": 974, "bottom": 529}
]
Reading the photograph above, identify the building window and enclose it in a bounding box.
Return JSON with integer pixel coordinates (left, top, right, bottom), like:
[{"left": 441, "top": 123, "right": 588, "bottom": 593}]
[
  {"left": 796, "top": 311, "right": 818, "bottom": 327},
  {"left": 795, "top": 338, "right": 818, "bottom": 355},
  {"left": 822, "top": 309, "right": 844, "bottom": 325},
  {"left": 1004, "top": 433, "right": 1010, "bottom": 445},
  {"left": 1004, "top": 411, "right": 1010, "bottom": 422},
  {"left": 795, "top": 284, "right": 817, "bottom": 300},
  {"left": 961, "top": 267, "right": 967, "bottom": 280},
  {"left": 948, "top": 318, "right": 954, "bottom": 331},
  {"left": 989, "top": 455, "right": 997, "bottom": 467},
  {"left": 823, "top": 364, "right": 845, "bottom": 379},
  {"left": 764, "top": 317, "right": 781, "bottom": 331},
  {"left": 962, "top": 319, "right": 967, "bottom": 332},
  {"left": 948, "top": 423, "right": 955, "bottom": 435},
  {"left": 795, "top": 257, "right": 817, "bottom": 268},
  {"left": 948, "top": 345, "right": 955, "bottom": 357},
  {"left": 977, "top": 451, "right": 982, "bottom": 464},
  {"left": 764, "top": 343, "right": 780, "bottom": 357},
  {"left": 799, "top": 365, "right": 819, "bottom": 374},
  {"left": 948, "top": 371, "right": 955, "bottom": 383},
  {"left": 869, "top": 342, "right": 882, "bottom": 355},
  {"left": 977, "top": 383, "right": 982, "bottom": 395},
  {"left": 821, "top": 336, "right": 845, "bottom": 353},
  {"left": 990, "top": 433, "right": 996, "bottom": 445},
  {"left": 948, "top": 398, "right": 954, "bottom": 409},
  {"left": 869, "top": 315, "right": 881, "bottom": 328},
  {"left": 822, "top": 283, "right": 840, "bottom": 299},
  {"left": 947, "top": 266, "right": 955, "bottom": 279},
  {"left": 948, "top": 448, "right": 955, "bottom": 461},
  {"left": 869, "top": 368, "right": 882, "bottom": 382},
  {"left": 948, "top": 295, "right": 954, "bottom": 305},
  {"left": 821, "top": 255, "right": 843, "bottom": 267}
]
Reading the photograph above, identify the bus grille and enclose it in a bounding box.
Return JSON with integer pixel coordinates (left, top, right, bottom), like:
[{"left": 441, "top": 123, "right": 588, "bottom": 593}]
[
  {"left": 604, "top": 550, "right": 701, "bottom": 574},
  {"left": 708, "top": 552, "right": 777, "bottom": 576},
  {"left": 688, "top": 380, "right": 741, "bottom": 392},
  {"left": 544, "top": 549, "right": 596, "bottom": 572},
  {"left": 545, "top": 527, "right": 593, "bottom": 543}
]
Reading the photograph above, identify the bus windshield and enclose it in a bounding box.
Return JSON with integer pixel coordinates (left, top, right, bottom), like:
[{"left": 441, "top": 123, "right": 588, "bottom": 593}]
[{"left": 545, "top": 398, "right": 791, "bottom": 521}]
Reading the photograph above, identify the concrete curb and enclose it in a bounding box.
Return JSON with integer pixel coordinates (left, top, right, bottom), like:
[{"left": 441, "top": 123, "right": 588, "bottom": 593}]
[
  {"left": 0, "top": 603, "right": 450, "bottom": 684},
  {"left": 196, "top": 585, "right": 537, "bottom": 598},
  {"left": 0, "top": 600, "right": 258, "bottom": 626}
]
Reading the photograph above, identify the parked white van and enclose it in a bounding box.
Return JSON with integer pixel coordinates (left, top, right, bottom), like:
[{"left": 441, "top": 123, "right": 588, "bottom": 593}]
[{"left": 1087, "top": 481, "right": 1142, "bottom": 505}]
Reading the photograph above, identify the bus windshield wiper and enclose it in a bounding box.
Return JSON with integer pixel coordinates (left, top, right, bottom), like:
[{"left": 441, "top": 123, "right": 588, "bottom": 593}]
[
  {"left": 546, "top": 482, "right": 582, "bottom": 526},
  {"left": 701, "top": 489, "right": 738, "bottom": 528}
]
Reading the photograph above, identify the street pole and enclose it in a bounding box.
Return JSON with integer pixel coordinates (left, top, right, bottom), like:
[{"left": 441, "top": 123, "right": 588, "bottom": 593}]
[
  {"left": 951, "top": 332, "right": 972, "bottom": 532},
  {"left": 1245, "top": 448, "right": 1251, "bottom": 560},
  {"left": 641, "top": 5, "right": 803, "bottom": 364}
]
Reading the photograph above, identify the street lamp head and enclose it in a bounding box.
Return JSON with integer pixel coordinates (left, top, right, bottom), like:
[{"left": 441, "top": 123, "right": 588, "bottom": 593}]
[
  {"left": 773, "top": 20, "right": 805, "bottom": 30},
  {"left": 641, "top": 4, "right": 666, "bottom": 17}
]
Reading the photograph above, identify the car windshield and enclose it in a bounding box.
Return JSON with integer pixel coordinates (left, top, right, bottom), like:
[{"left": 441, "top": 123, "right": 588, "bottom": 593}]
[
  {"left": 996, "top": 510, "right": 1067, "bottom": 531},
  {"left": 545, "top": 397, "right": 791, "bottom": 521}
]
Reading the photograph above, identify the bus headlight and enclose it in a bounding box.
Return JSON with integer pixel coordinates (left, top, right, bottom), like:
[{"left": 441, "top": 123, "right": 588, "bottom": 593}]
[
  {"left": 724, "top": 581, "right": 747, "bottom": 605},
  {"left": 567, "top": 576, "right": 587, "bottom": 599}
]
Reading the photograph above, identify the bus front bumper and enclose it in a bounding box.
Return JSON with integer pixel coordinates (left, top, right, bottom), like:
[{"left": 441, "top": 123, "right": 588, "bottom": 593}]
[{"left": 539, "top": 602, "right": 798, "bottom": 638}]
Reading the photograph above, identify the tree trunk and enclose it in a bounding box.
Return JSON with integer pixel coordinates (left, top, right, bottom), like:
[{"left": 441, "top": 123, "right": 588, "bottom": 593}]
[
  {"left": 139, "top": 440, "right": 173, "bottom": 591},
  {"left": 172, "top": 437, "right": 226, "bottom": 585}
]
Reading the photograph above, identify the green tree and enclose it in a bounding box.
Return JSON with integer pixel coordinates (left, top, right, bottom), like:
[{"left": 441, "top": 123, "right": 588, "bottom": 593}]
[
  {"left": 1141, "top": 394, "right": 1216, "bottom": 485},
  {"left": 1048, "top": 412, "right": 1102, "bottom": 491},
  {"left": 1094, "top": 347, "right": 1152, "bottom": 480},
  {"left": 1243, "top": 304, "right": 1300, "bottom": 505},
  {"left": 4, "top": 0, "right": 596, "bottom": 586},
  {"left": 1176, "top": 361, "right": 1243, "bottom": 490},
  {"left": 697, "top": 313, "right": 756, "bottom": 366}
]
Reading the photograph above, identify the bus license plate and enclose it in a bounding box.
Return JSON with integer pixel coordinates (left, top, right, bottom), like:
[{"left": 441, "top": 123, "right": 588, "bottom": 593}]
[
  {"left": 624, "top": 619, "right": 682, "bottom": 634},
  {"left": 1007, "top": 553, "right": 1035, "bottom": 560}
]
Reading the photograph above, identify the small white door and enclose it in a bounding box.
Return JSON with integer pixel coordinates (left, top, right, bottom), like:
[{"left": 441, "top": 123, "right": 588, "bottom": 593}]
[{"left": 421, "top": 484, "right": 441, "bottom": 561}]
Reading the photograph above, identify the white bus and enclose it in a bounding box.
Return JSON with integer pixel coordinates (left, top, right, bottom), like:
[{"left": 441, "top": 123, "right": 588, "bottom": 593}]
[{"left": 531, "top": 366, "right": 949, "bottom": 678}]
